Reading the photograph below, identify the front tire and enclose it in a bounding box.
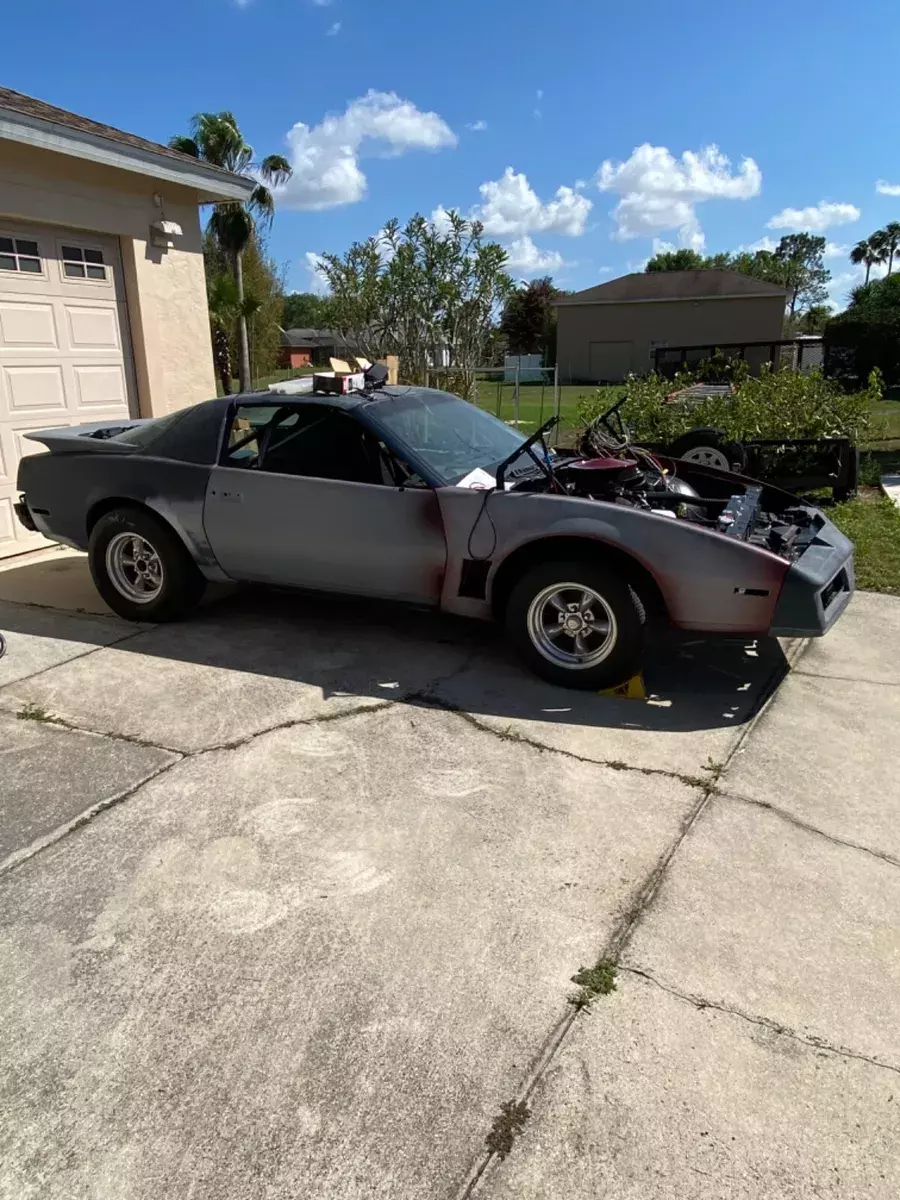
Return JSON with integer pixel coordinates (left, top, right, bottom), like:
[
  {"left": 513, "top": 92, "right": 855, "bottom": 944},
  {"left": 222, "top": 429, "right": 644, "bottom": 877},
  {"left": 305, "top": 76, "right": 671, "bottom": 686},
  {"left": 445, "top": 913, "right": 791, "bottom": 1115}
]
[
  {"left": 505, "top": 560, "right": 644, "bottom": 690},
  {"left": 89, "top": 507, "right": 206, "bottom": 621}
]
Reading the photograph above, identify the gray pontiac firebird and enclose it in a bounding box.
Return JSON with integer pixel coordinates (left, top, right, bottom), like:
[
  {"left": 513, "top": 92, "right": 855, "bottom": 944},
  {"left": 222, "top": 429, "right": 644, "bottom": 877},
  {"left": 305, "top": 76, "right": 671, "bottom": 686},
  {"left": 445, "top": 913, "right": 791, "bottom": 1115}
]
[{"left": 15, "top": 377, "right": 855, "bottom": 690}]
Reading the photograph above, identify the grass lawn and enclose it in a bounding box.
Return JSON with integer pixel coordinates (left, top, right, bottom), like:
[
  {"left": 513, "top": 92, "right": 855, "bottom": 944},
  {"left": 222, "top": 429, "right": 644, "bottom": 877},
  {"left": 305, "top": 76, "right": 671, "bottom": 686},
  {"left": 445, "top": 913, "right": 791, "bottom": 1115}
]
[
  {"left": 472, "top": 382, "right": 618, "bottom": 432},
  {"left": 830, "top": 489, "right": 900, "bottom": 595},
  {"left": 865, "top": 396, "right": 900, "bottom": 442}
]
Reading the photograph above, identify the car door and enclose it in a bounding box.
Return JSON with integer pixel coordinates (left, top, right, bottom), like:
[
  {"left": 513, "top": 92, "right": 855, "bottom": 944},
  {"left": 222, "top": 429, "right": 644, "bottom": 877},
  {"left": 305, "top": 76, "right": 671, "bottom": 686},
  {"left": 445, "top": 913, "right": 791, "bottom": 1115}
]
[{"left": 203, "top": 400, "right": 447, "bottom": 604}]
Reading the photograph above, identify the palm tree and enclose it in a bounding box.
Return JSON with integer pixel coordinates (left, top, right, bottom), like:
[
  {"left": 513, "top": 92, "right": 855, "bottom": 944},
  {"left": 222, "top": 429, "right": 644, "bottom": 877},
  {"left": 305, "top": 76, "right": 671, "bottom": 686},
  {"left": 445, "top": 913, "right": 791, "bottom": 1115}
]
[
  {"left": 170, "top": 112, "right": 291, "bottom": 391},
  {"left": 849, "top": 236, "right": 887, "bottom": 285},
  {"left": 880, "top": 222, "right": 900, "bottom": 275},
  {"left": 206, "top": 274, "right": 263, "bottom": 394}
]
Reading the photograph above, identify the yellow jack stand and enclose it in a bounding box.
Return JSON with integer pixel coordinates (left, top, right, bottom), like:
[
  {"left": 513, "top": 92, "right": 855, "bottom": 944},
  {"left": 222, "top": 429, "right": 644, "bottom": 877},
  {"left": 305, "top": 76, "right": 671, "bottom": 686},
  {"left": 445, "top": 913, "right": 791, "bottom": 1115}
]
[{"left": 599, "top": 673, "right": 647, "bottom": 701}]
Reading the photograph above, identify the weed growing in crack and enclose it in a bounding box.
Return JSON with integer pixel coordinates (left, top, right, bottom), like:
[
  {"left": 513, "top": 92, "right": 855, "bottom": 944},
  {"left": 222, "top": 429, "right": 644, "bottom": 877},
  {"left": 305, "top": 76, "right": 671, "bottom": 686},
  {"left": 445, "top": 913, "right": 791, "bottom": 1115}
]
[
  {"left": 486, "top": 1100, "right": 531, "bottom": 1160},
  {"left": 702, "top": 757, "right": 725, "bottom": 781},
  {"left": 17, "top": 703, "right": 56, "bottom": 724},
  {"left": 568, "top": 959, "right": 617, "bottom": 1009}
]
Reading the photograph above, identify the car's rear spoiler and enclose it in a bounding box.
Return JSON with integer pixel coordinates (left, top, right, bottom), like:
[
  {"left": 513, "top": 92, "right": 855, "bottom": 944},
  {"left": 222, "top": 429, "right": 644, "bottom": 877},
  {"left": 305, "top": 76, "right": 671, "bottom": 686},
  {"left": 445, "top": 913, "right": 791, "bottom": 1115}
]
[{"left": 24, "top": 420, "right": 147, "bottom": 454}]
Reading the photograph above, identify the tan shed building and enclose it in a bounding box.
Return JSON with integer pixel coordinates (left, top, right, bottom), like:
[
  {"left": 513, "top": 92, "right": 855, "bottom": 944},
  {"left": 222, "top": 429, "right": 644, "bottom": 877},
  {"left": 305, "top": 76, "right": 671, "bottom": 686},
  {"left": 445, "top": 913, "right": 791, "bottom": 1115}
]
[
  {"left": 0, "top": 86, "right": 254, "bottom": 559},
  {"left": 555, "top": 269, "right": 789, "bottom": 384}
]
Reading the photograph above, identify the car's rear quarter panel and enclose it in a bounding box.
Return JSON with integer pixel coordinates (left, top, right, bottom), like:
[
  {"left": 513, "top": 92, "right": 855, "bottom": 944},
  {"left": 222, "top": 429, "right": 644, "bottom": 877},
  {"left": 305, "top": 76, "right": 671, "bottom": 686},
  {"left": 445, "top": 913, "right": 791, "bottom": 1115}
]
[{"left": 18, "top": 453, "right": 223, "bottom": 579}]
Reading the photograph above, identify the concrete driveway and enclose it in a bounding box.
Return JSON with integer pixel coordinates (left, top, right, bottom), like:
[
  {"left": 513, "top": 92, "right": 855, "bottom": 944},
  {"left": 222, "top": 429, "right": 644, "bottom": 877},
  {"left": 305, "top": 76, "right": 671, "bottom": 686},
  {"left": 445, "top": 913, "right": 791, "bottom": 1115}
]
[{"left": 1, "top": 553, "right": 898, "bottom": 1199}]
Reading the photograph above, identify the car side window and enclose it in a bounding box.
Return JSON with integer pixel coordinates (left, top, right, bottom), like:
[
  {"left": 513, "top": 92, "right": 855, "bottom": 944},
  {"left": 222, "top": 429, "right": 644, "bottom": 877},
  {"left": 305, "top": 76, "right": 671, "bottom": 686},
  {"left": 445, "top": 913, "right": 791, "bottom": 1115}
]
[{"left": 225, "top": 403, "right": 391, "bottom": 486}]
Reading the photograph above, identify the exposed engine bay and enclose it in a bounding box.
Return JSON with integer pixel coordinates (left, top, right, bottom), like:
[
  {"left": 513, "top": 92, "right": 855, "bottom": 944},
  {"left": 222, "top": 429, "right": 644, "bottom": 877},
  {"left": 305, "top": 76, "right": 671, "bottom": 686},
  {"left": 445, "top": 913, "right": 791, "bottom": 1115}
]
[{"left": 499, "top": 403, "right": 822, "bottom": 563}]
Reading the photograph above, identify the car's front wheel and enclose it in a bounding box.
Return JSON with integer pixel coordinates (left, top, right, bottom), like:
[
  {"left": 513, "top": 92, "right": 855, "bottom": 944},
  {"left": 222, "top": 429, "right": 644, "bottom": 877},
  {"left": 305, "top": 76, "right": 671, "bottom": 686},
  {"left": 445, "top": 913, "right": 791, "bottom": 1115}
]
[
  {"left": 505, "top": 560, "right": 644, "bottom": 690},
  {"left": 89, "top": 506, "right": 206, "bottom": 621}
]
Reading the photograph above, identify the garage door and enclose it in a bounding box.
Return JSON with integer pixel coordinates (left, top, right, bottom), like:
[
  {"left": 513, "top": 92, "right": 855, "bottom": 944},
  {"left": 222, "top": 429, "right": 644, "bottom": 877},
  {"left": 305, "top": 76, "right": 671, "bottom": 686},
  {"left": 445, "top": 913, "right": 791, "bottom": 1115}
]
[{"left": 0, "top": 219, "right": 136, "bottom": 559}]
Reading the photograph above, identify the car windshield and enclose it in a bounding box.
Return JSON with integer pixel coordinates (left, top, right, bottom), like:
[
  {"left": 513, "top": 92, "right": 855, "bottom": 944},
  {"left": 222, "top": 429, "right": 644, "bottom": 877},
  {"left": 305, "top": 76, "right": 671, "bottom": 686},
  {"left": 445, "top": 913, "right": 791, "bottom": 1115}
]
[{"left": 369, "top": 389, "right": 528, "bottom": 485}]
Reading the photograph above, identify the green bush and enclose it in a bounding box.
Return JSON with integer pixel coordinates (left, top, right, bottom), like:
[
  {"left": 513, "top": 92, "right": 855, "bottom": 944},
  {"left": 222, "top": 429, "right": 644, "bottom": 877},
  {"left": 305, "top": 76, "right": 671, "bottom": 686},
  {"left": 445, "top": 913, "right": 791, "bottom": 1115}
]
[
  {"left": 824, "top": 315, "right": 900, "bottom": 387},
  {"left": 578, "top": 365, "right": 878, "bottom": 447}
]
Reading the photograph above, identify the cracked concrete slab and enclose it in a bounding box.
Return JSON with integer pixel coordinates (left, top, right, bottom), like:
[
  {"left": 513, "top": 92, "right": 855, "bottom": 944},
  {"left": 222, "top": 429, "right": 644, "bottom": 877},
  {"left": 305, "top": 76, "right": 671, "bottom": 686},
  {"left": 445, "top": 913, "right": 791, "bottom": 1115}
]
[
  {"left": 0, "top": 601, "right": 136, "bottom": 688},
  {"left": 725, "top": 673, "right": 900, "bottom": 861},
  {"left": 795, "top": 591, "right": 900, "bottom": 685},
  {"left": 0, "top": 594, "right": 483, "bottom": 752},
  {"left": 623, "top": 798, "right": 900, "bottom": 1069},
  {"left": 433, "top": 633, "right": 787, "bottom": 777},
  {"left": 0, "top": 712, "right": 177, "bottom": 868},
  {"left": 475, "top": 972, "right": 900, "bottom": 1200},
  {"left": 0, "top": 703, "right": 698, "bottom": 1200}
]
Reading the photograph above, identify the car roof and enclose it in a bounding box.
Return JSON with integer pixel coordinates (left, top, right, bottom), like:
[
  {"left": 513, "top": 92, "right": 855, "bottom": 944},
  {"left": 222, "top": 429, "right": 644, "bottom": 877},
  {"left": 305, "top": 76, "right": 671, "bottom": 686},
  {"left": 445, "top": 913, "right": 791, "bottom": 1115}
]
[{"left": 224, "top": 384, "right": 456, "bottom": 412}]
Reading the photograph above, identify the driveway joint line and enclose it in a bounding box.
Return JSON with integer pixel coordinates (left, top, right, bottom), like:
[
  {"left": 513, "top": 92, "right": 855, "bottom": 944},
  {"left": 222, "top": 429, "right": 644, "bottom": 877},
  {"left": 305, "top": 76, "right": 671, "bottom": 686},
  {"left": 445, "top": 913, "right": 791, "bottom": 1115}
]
[
  {"left": 0, "top": 757, "right": 181, "bottom": 878},
  {"left": 0, "top": 625, "right": 150, "bottom": 693},
  {"left": 453, "top": 646, "right": 791, "bottom": 1198},
  {"left": 720, "top": 789, "right": 900, "bottom": 870},
  {"left": 620, "top": 965, "right": 900, "bottom": 1078},
  {"left": 0, "top": 700, "right": 397, "bottom": 876},
  {"left": 791, "top": 668, "right": 900, "bottom": 689},
  {"left": 410, "top": 691, "right": 718, "bottom": 792}
]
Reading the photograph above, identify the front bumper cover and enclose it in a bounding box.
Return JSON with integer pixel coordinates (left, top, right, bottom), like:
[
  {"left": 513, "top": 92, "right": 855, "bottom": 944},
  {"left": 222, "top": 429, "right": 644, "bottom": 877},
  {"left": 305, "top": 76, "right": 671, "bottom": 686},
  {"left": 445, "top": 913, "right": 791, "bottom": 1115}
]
[{"left": 769, "top": 515, "right": 855, "bottom": 637}]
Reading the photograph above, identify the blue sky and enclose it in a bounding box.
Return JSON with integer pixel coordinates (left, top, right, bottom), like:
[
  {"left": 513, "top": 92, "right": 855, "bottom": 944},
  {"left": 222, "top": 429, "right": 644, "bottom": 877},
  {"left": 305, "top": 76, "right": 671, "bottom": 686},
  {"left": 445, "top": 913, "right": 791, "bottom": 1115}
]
[{"left": 6, "top": 0, "right": 900, "bottom": 308}]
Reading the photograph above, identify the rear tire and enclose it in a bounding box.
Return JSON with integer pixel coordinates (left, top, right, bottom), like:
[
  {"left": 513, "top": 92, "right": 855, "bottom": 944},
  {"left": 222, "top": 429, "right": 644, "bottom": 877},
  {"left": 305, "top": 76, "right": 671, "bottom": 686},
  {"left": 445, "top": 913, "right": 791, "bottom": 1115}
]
[
  {"left": 505, "top": 559, "right": 644, "bottom": 690},
  {"left": 89, "top": 507, "right": 206, "bottom": 622}
]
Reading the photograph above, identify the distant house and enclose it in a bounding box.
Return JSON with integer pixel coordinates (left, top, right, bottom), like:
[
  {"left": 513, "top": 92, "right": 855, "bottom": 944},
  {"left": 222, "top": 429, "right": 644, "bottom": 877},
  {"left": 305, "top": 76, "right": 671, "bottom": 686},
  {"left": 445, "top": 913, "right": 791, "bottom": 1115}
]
[
  {"left": 554, "top": 270, "right": 789, "bottom": 383},
  {"left": 278, "top": 328, "right": 352, "bottom": 369}
]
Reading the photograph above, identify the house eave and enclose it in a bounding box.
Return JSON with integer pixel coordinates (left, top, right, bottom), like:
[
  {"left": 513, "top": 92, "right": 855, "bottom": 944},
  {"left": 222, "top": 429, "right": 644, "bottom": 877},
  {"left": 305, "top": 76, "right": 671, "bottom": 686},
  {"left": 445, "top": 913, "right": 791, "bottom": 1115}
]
[{"left": 0, "top": 106, "right": 256, "bottom": 203}]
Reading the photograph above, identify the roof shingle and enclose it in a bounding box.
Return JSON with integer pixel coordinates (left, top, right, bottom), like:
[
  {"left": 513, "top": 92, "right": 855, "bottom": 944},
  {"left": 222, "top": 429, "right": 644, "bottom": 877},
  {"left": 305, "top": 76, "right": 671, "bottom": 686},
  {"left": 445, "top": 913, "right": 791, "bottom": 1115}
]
[
  {"left": 556, "top": 269, "right": 788, "bottom": 305},
  {"left": 0, "top": 85, "right": 242, "bottom": 181}
]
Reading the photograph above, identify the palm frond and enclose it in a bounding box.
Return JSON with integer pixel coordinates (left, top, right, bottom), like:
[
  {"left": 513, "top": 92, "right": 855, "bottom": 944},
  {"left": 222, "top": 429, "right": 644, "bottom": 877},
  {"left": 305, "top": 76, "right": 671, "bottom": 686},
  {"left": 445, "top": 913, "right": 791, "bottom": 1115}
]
[
  {"left": 169, "top": 135, "right": 200, "bottom": 158},
  {"left": 248, "top": 184, "right": 276, "bottom": 226},
  {"left": 258, "top": 154, "right": 292, "bottom": 187},
  {"left": 208, "top": 204, "right": 254, "bottom": 254}
]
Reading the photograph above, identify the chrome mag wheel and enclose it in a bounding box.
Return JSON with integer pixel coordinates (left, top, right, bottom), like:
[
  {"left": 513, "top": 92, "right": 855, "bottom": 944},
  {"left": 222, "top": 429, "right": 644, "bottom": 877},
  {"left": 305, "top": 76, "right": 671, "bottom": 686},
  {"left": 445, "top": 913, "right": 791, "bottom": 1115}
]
[
  {"left": 105, "top": 532, "right": 165, "bottom": 603},
  {"left": 526, "top": 582, "right": 618, "bottom": 669}
]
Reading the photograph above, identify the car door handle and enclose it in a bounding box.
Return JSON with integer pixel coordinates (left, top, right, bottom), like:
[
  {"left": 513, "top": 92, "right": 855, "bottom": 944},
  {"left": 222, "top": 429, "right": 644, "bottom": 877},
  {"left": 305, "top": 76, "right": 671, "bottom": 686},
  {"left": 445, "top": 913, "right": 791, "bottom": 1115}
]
[{"left": 210, "top": 490, "right": 243, "bottom": 502}]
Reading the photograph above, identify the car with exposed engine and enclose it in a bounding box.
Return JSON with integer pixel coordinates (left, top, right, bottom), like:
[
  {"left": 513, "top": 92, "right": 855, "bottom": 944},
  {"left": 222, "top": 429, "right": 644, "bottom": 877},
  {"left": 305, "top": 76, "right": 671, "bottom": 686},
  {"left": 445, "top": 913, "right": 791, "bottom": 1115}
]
[{"left": 15, "top": 369, "right": 855, "bottom": 690}]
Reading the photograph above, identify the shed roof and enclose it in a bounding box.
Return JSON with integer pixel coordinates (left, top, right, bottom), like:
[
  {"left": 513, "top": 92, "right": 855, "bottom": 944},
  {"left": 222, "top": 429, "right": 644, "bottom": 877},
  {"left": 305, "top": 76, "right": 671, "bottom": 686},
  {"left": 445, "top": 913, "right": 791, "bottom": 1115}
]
[
  {"left": 555, "top": 270, "right": 788, "bottom": 306},
  {"left": 280, "top": 328, "right": 341, "bottom": 347}
]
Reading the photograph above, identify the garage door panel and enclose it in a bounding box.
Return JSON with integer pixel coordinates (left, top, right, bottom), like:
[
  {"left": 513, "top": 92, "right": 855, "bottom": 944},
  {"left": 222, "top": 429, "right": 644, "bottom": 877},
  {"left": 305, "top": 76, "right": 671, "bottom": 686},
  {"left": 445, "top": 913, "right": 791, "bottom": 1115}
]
[
  {"left": 64, "top": 304, "right": 122, "bottom": 352},
  {"left": 73, "top": 363, "right": 128, "bottom": 408},
  {"left": 0, "top": 300, "right": 58, "bottom": 349},
  {"left": 0, "top": 218, "right": 135, "bottom": 559},
  {"left": 3, "top": 364, "right": 67, "bottom": 413}
]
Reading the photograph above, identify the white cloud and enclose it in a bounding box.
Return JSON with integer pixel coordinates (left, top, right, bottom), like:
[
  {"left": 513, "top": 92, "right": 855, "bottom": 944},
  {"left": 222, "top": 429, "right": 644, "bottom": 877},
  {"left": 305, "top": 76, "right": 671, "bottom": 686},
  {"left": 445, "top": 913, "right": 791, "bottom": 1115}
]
[
  {"left": 466, "top": 119, "right": 487, "bottom": 132},
  {"left": 326, "top": 20, "right": 340, "bottom": 34},
  {"left": 824, "top": 241, "right": 850, "bottom": 260},
  {"left": 876, "top": 180, "right": 900, "bottom": 196},
  {"left": 275, "top": 90, "right": 457, "bottom": 210},
  {"left": 766, "top": 201, "right": 860, "bottom": 232},
  {"left": 311, "top": 0, "right": 333, "bottom": 5},
  {"left": 473, "top": 168, "right": 592, "bottom": 237},
  {"left": 430, "top": 205, "right": 456, "bottom": 235},
  {"left": 503, "top": 236, "right": 565, "bottom": 275},
  {"left": 303, "top": 251, "right": 330, "bottom": 294},
  {"left": 596, "top": 143, "right": 761, "bottom": 250},
  {"left": 536, "top": 89, "right": 544, "bottom": 100},
  {"left": 743, "top": 235, "right": 777, "bottom": 253}
]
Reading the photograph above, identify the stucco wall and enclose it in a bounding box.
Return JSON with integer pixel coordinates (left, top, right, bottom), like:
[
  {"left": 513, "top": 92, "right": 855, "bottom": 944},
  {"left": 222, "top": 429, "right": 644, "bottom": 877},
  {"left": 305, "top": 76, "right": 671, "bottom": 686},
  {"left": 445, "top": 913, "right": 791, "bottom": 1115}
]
[
  {"left": 0, "top": 141, "right": 215, "bottom": 416},
  {"left": 556, "top": 295, "right": 787, "bottom": 383}
]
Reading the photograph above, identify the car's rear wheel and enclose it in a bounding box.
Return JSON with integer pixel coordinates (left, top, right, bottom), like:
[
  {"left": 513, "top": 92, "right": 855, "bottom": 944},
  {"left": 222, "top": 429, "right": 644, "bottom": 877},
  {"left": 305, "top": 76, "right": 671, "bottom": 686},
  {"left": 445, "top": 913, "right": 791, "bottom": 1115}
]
[
  {"left": 89, "top": 507, "right": 206, "bottom": 621},
  {"left": 505, "top": 560, "right": 644, "bottom": 690}
]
